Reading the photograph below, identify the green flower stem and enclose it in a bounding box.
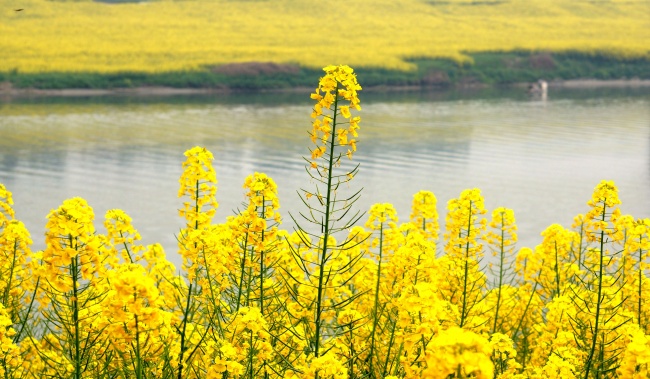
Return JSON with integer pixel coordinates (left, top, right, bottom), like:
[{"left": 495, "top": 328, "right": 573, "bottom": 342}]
[
  {"left": 13, "top": 276, "right": 40, "bottom": 343},
  {"left": 347, "top": 323, "right": 356, "bottom": 379},
  {"left": 554, "top": 241, "right": 561, "bottom": 298},
  {"left": 177, "top": 283, "right": 193, "bottom": 379},
  {"left": 492, "top": 212, "right": 506, "bottom": 334},
  {"left": 235, "top": 233, "right": 250, "bottom": 312},
  {"left": 194, "top": 181, "right": 200, "bottom": 231},
  {"left": 313, "top": 83, "right": 340, "bottom": 359},
  {"left": 413, "top": 218, "right": 427, "bottom": 285},
  {"left": 245, "top": 247, "right": 254, "bottom": 307},
  {"left": 70, "top": 235, "right": 82, "bottom": 379},
  {"left": 381, "top": 312, "right": 398, "bottom": 378},
  {"left": 120, "top": 230, "right": 134, "bottom": 263},
  {"left": 583, "top": 203, "right": 607, "bottom": 379},
  {"left": 459, "top": 200, "right": 473, "bottom": 328},
  {"left": 248, "top": 331, "right": 254, "bottom": 379},
  {"left": 177, "top": 179, "right": 202, "bottom": 379},
  {"left": 259, "top": 197, "right": 266, "bottom": 314},
  {"left": 576, "top": 219, "right": 585, "bottom": 269},
  {"left": 201, "top": 249, "right": 225, "bottom": 336},
  {"left": 135, "top": 313, "right": 142, "bottom": 379},
  {"left": 637, "top": 235, "right": 644, "bottom": 327},
  {"left": 0, "top": 242, "right": 17, "bottom": 309},
  {"left": 367, "top": 221, "right": 384, "bottom": 377},
  {"left": 512, "top": 278, "right": 540, "bottom": 339}
]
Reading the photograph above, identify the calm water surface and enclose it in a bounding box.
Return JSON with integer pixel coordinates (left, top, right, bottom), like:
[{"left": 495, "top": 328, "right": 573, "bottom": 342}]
[{"left": 1, "top": 88, "right": 649, "bottom": 266}]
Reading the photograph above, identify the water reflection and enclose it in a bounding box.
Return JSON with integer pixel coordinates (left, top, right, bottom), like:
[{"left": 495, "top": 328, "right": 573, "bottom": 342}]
[
  {"left": 1, "top": 87, "right": 649, "bottom": 267},
  {"left": 3, "top": 85, "right": 649, "bottom": 110}
]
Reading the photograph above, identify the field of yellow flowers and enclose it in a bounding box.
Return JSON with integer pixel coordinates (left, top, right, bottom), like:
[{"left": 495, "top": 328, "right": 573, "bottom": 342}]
[
  {"left": 1, "top": 66, "right": 649, "bottom": 379},
  {"left": 1, "top": 0, "right": 649, "bottom": 73}
]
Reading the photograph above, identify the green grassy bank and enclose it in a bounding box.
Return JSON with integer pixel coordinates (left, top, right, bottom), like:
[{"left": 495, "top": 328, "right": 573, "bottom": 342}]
[{"left": 1, "top": 52, "right": 649, "bottom": 92}]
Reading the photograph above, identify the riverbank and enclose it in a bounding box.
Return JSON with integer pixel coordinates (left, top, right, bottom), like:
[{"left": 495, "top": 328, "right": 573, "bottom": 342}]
[
  {"left": 3, "top": 80, "right": 650, "bottom": 99},
  {"left": 1, "top": 52, "right": 649, "bottom": 97}
]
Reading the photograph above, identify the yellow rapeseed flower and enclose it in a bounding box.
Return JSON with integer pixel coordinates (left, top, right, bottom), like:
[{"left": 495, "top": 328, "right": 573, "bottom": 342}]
[
  {"left": 410, "top": 190, "right": 440, "bottom": 243},
  {"left": 43, "top": 197, "right": 101, "bottom": 284},
  {"left": 310, "top": 64, "right": 362, "bottom": 164},
  {"left": 424, "top": 326, "right": 494, "bottom": 379},
  {"left": 0, "top": 304, "right": 19, "bottom": 377},
  {"left": 0, "top": 184, "right": 15, "bottom": 228},
  {"left": 444, "top": 188, "right": 487, "bottom": 260}
]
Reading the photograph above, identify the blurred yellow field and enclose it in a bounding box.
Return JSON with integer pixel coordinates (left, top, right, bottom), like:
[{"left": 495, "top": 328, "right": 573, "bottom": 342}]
[{"left": 1, "top": 0, "right": 648, "bottom": 73}]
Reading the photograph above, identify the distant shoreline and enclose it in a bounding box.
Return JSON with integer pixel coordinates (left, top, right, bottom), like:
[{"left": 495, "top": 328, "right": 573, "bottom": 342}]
[
  {"left": 0, "top": 85, "right": 237, "bottom": 98},
  {"left": 543, "top": 79, "right": 650, "bottom": 88},
  {"left": 2, "top": 52, "right": 650, "bottom": 98},
  {"left": 2, "top": 79, "right": 650, "bottom": 99}
]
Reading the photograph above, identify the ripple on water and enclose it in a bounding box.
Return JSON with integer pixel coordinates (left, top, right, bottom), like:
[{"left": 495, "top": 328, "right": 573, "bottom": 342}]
[{"left": 1, "top": 91, "right": 649, "bottom": 266}]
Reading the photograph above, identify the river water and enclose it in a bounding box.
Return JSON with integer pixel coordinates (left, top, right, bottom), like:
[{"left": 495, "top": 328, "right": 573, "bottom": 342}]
[{"left": 1, "top": 87, "right": 649, "bottom": 266}]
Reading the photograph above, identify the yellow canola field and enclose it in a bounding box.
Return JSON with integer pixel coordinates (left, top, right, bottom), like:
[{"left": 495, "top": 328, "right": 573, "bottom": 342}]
[{"left": 0, "top": 0, "right": 649, "bottom": 73}]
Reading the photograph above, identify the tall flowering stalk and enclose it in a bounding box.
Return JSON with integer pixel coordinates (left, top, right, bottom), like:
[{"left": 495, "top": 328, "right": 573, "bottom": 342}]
[
  {"left": 41, "top": 197, "right": 105, "bottom": 379},
  {"left": 533, "top": 224, "right": 580, "bottom": 301},
  {"left": 0, "top": 192, "right": 38, "bottom": 337},
  {"left": 409, "top": 190, "right": 439, "bottom": 246},
  {"left": 283, "top": 65, "right": 364, "bottom": 373},
  {"left": 178, "top": 147, "right": 219, "bottom": 247},
  {"left": 102, "top": 209, "right": 145, "bottom": 265},
  {"left": 0, "top": 220, "right": 33, "bottom": 377},
  {"left": 228, "top": 172, "right": 281, "bottom": 314},
  {"left": 0, "top": 185, "right": 40, "bottom": 377},
  {"left": 485, "top": 207, "right": 517, "bottom": 334},
  {"left": 620, "top": 218, "right": 650, "bottom": 332},
  {"left": 223, "top": 172, "right": 282, "bottom": 378},
  {"left": 364, "top": 203, "right": 398, "bottom": 378},
  {"left": 99, "top": 209, "right": 176, "bottom": 378},
  {"left": 103, "top": 263, "right": 175, "bottom": 378},
  {"left": 571, "top": 180, "right": 631, "bottom": 379},
  {"left": 243, "top": 172, "right": 281, "bottom": 317},
  {"left": 174, "top": 146, "right": 220, "bottom": 379},
  {"left": 441, "top": 188, "right": 487, "bottom": 329}
]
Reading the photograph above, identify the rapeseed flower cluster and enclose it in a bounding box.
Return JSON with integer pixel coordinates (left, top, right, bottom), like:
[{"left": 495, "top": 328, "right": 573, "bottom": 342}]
[
  {"left": 310, "top": 64, "right": 361, "bottom": 164},
  {"left": 410, "top": 190, "right": 439, "bottom": 244},
  {"left": 1, "top": 66, "right": 649, "bottom": 379}
]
